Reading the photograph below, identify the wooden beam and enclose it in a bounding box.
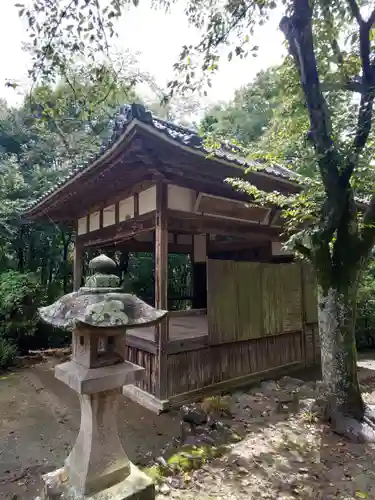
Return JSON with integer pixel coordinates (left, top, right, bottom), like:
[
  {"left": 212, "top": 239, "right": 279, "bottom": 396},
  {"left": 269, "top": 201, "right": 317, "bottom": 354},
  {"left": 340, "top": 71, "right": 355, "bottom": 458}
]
[
  {"left": 155, "top": 181, "right": 169, "bottom": 401},
  {"left": 99, "top": 209, "right": 104, "bottom": 229},
  {"left": 115, "top": 202, "right": 120, "bottom": 225},
  {"left": 115, "top": 239, "right": 191, "bottom": 254},
  {"left": 168, "top": 210, "right": 282, "bottom": 241},
  {"left": 73, "top": 241, "right": 83, "bottom": 291},
  {"left": 155, "top": 184, "right": 168, "bottom": 310},
  {"left": 78, "top": 212, "right": 155, "bottom": 248},
  {"left": 134, "top": 192, "right": 139, "bottom": 217},
  {"left": 208, "top": 240, "right": 266, "bottom": 253},
  {"left": 192, "top": 233, "right": 207, "bottom": 309},
  {"left": 164, "top": 170, "right": 253, "bottom": 204}
]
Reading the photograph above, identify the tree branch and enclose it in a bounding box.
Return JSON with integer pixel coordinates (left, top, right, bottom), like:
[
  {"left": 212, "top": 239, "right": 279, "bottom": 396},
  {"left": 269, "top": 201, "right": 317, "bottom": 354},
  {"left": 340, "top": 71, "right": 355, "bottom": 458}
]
[
  {"left": 343, "top": 3, "right": 375, "bottom": 182},
  {"left": 280, "top": 5, "right": 334, "bottom": 158},
  {"left": 280, "top": 0, "right": 343, "bottom": 244},
  {"left": 294, "top": 241, "right": 312, "bottom": 259},
  {"left": 321, "top": 2, "right": 350, "bottom": 86},
  {"left": 321, "top": 79, "right": 364, "bottom": 93},
  {"left": 352, "top": 92, "right": 374, "bottom": 153},
  {"left": 347, "top": 0, "right": 363, "bottom": 24}
]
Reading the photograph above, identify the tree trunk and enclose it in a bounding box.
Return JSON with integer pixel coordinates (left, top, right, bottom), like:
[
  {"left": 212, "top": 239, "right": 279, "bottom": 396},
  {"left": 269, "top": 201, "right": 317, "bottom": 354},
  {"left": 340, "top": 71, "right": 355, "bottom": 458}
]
[{"left": 318, "top": 283, "right": 364, "bottom": 419}]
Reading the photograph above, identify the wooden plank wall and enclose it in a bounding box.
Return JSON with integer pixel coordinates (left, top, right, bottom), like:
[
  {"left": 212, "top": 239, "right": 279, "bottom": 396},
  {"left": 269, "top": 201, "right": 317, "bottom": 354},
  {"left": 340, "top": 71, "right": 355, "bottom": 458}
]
[
  {"left": 302, "top": 263, "right": 320, "bottom": 366},
  {"left": 304, "top": 323, "right": 321, "bottom": 366},
  {"left": 207, "top": 260, "right": 303, "bottom": 344},
  {"left": 302, "top": 263, "right": 318, "bottom": 324},
  {"left": 126, "top": 345, "right": 157, "bottom": 395},
  {"left": 167, "top": 331, "right": 303, "bottom": 397},
  {"left": 124, "top": 259, "right": 320, "bottom": 403}
]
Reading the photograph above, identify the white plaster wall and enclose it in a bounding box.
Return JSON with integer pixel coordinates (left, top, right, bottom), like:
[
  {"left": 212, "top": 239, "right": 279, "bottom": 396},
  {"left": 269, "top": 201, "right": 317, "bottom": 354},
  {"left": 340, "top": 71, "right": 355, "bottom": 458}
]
[
  {"left": 119, "top": 197, "right": 134, "bottom": 221},
  {"left": 167, "top": 185, "right": 195, "bottom": 212},
  {"left": 166, "top": 234, "right": 193, "bottom": 246},
  {"left": 89, "top": 211, "right": 100, "bottom": 232},
  {"left": 177, "top": 234, "right": 193, "bottom": 246},
  {"left": 139, "top": 186, "right": 157, "bottom": 215},
  {"left": 77, "top": 216, "right": 87, "bottom": 235},
  {"left": 193, "top": 234, "right": 207, "bottom": 262},
  {"left": 271, "top": 241, "right": 293, "bottom": 256},
  {"left": 103, "top": 204, "right": 116, "bottom": 227},
  {"left": 135, "top": 232, "right": 153, "bottom": 242}
]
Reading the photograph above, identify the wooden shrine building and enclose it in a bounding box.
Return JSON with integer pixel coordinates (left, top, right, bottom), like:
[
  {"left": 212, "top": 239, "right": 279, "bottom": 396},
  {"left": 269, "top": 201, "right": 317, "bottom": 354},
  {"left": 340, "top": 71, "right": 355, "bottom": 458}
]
[{"left": 24, "top": 103, "right": 319, "bottom": 412}]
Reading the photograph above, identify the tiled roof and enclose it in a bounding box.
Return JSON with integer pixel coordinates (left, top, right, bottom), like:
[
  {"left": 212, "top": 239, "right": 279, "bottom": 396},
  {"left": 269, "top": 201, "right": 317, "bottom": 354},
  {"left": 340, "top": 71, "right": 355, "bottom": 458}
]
[{"left": 25, "top": 103, "right": 298, "bottom": 211}]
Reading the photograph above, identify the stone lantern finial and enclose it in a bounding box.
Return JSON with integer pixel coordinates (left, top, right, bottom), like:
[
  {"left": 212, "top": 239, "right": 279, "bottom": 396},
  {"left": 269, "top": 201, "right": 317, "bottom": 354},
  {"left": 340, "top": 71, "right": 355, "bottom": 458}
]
[
  {"left": 89, "top": 254, "right": 117, "bottom": 273},
  {"left": 37, "top": 254, "right": 166, "bottom": 500}
]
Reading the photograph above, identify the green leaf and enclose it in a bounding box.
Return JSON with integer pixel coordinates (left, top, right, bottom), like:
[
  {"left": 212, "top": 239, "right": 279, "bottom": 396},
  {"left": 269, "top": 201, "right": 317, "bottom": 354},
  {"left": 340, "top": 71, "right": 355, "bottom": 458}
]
[{"left": 355, "top": 492, "right": 368, "bottom": 499}]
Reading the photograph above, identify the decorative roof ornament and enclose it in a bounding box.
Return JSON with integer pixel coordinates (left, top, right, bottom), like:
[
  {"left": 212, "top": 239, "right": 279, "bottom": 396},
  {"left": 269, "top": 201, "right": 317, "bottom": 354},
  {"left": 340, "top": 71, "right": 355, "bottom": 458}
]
[
  {"left": 108, "top": 103, "right": 153, "bottom": 144},
  {"left": 39, "top": 254, "right": 167, "bottom": 329}
]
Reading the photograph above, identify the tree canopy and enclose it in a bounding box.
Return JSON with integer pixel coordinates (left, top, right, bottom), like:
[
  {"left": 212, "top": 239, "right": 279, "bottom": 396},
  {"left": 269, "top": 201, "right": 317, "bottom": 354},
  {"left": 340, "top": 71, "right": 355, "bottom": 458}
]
[{"left": 200, "top": 67, "right": 283, "bottom": 145}]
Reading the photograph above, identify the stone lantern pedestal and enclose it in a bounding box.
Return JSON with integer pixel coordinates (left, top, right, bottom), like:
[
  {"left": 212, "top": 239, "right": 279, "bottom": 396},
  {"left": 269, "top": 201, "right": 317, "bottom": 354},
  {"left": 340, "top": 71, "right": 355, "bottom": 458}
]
[
  {"left": 36, "top": 255, "right": 167, "bottom": 500},
  {"left": 39, "top": 361, "right": 154, "bottom": 500}
]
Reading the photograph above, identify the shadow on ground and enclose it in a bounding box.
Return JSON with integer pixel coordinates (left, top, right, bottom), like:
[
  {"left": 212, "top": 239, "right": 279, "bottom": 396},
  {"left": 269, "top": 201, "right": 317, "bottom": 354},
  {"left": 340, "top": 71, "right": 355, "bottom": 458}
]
[
  {"left": 2, "top": 352, "right": 375, "bottom": 500},
  {"left": 170, "top": 353, "right": 375, "bottom": 500}
]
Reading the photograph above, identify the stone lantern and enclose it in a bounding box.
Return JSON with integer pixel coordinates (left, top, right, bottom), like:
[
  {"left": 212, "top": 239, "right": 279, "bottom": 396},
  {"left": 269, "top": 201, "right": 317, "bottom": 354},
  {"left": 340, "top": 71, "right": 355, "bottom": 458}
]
[{"left": 37, "top": 254, "right": 167, "bottom": 500}]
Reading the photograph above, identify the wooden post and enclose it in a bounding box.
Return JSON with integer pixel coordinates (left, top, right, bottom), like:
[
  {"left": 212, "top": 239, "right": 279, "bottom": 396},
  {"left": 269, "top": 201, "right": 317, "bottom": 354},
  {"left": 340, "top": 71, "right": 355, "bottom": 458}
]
[
  {"left": 73, "top": 242, "right": 84, "bottom": 291},
  {"left": 192, "top": 234, "right": 208, "bottom": 309},
  {"left": 154, "top": 182, "right": 169, "bottom": 401}
]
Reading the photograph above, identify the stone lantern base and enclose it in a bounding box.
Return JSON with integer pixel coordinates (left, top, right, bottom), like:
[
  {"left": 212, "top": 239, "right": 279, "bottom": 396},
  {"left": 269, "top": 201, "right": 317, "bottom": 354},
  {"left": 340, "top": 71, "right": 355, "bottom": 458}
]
[
  {"left": 39, "top": 462, "right": 154, "bottom": 500},
  {"left": 35, "top": 360, "right": 155, "bottom": 500}
]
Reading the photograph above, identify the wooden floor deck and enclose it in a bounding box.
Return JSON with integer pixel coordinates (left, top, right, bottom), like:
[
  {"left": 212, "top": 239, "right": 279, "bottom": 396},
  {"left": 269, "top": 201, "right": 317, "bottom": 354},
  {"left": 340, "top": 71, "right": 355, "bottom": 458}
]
[{"left": 128, "top": 315, "right": 208, "bottom": 342}]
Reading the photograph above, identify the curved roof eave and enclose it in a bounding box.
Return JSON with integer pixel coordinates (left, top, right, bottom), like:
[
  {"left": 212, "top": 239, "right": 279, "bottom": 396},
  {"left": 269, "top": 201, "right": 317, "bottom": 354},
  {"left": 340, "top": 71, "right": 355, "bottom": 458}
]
[{"left": 23, "top": 103, "right": 301, "bottom": 217}]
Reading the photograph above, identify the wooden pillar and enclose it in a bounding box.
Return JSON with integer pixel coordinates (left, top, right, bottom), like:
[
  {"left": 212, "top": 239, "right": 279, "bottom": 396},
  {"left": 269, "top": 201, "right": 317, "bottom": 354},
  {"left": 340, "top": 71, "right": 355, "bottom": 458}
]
[
  {"left": 73, "top": 242, "right": 84, "bottom": 291},
  {"left": 155, "top": 182, "right": 169, "bottom": 401},
  {"left": 192, "top": 234, "right": 207, "bottom": 309}
]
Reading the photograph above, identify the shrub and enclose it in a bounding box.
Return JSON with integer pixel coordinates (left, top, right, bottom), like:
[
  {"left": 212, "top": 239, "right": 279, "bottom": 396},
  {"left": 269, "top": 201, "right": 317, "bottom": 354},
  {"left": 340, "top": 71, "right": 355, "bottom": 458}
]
[
  {"left": 356, "top": 297, "right": 375, "bottom": 350},
  {"left": 0, "top": 270, "right": 48, "bottom": 353},
  {"left": 356, "top": 261, "right": 375, "bottom": 350},
  {"left": 0, "top": 338, "right": 18, "bottom": 368}
]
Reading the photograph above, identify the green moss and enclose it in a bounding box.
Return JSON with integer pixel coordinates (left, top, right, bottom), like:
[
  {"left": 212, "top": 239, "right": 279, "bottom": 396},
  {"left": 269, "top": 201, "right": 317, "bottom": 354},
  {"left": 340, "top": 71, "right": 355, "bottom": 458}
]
[
  {"left": 167, "top": 444, "right": 229, "bottom": 473},
  {"left": 230, "top": 431, "right": 243, "bottom": 443},
  {"left": 144, "top": 443, "right": 231, "bottom": 484},
  {"left": 201, "top": 395, "right": 231, "bottom": 416},
  {"left": 143, "top": 465, "right": 165, "bottom": 484}
]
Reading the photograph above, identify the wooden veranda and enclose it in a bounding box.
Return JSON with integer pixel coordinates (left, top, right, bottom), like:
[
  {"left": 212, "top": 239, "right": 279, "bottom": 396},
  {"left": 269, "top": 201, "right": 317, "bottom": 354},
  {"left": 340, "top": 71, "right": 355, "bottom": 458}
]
[{"left": 24, "top": 103, "right": 319, "bottom": 412}]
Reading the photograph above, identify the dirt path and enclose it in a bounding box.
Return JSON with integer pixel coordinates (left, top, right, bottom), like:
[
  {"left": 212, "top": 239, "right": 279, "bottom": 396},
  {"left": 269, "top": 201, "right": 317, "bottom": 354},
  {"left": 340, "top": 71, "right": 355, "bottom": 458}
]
[{"left": 0, "top": 361, "right": 180, "bottom": 499}]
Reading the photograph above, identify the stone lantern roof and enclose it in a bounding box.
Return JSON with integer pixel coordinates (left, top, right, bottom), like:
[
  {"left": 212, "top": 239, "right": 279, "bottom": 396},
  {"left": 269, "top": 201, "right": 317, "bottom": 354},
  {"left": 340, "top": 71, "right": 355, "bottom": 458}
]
[{"left": 39, "top": 254, "right": 167, "bottom": 329}]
